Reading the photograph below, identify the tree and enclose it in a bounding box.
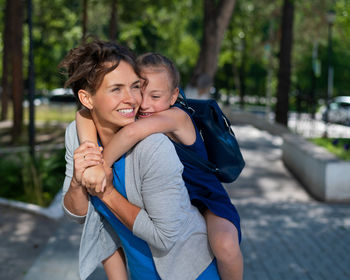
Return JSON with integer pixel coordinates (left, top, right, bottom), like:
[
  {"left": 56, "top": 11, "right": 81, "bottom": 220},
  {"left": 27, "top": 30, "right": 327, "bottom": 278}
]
[
  {"left": 109, "top": 0, "right": 118, "bottom": 41},
  {"left": 1, "top": 0, "right": 11, "bottom": 121},
  {"left": 11, "top": 0, "right": 24, "bottom": 141},
  {"left": 1, "top": 0, "right": 24, "bottom": 141},
  {"left": 275, "top": 0, "right": 295, "bottom": 126},
  {"left": 188, "top": 0, "right": 236, "bottom": 97},
  {"left": 82, "top": 0, "right": 88, "bottom": 41}
]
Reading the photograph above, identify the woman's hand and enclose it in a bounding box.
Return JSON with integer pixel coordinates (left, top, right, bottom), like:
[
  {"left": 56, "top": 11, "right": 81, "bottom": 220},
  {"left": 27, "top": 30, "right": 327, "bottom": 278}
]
[{"left": 72, "top": 141, "right": 103, "bottom": 188}]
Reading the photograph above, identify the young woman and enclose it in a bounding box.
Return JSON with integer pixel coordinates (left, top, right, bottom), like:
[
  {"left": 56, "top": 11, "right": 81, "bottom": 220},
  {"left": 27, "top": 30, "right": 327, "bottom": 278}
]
[
  {"left": 61, "top": 41, "right": 219, "bottom": 280},
  {"left": 77, "top": 53, "right": 243, "bottom": 280}
]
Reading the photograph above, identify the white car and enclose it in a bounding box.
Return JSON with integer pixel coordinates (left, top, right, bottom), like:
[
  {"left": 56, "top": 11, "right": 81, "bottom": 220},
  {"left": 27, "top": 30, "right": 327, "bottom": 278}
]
[
  {"left": 48, "top": 88, "right": 75, "bottom": 103},
  {"left": 322, "top": 96, "right": 350, "bottom": 126}
]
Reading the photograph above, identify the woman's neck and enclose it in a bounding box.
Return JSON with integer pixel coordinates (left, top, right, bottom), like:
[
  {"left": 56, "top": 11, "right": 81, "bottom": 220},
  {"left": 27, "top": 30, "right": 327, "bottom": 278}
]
[{"left": 93, "top": 118, "right": 121, "bottom": 147}]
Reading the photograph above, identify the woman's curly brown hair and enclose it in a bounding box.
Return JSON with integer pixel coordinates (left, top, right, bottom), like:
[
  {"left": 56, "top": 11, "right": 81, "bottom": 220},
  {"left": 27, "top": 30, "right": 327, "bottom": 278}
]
[{"left": 59, "top": 40, "right": 142, "bottom": 106}]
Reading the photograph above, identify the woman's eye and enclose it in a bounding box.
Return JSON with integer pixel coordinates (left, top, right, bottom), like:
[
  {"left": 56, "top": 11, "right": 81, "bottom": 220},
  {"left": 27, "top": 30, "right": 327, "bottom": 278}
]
[
  {"left": 112, "top": 87, "right": 120, "bottom": 92},
  {"left": 152, "top": 96, "right": 160, "bottom": 99}
]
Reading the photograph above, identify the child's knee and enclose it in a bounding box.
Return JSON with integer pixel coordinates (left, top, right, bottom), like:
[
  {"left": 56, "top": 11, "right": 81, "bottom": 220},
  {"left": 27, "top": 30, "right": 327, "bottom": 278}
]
[{"left": 211, "top": 232, "right": 240, "bottom": 260}]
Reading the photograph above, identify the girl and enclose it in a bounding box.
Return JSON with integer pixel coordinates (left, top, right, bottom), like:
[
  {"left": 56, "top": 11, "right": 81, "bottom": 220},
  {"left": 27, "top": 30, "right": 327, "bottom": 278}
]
[{"left": 77, "top": 53, "right": 243, "bottom": 280}]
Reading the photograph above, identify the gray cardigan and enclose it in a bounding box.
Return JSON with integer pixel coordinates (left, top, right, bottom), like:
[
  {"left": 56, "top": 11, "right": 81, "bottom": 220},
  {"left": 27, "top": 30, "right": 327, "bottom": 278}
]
[{"left": 62, "top": 122, "right": 214, "bottom": 280}]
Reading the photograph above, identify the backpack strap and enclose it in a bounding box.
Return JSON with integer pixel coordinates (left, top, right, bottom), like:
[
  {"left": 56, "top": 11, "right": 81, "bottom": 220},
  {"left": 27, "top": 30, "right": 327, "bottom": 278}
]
[{"left": 176, "top": 88, "right": 220, "bottom": 176}]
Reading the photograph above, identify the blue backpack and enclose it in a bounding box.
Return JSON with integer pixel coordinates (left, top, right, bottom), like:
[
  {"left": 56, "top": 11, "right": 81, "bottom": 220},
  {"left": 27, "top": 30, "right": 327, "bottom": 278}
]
[{"left": 173, "top": 89, "right": 245, "bottom": 183}]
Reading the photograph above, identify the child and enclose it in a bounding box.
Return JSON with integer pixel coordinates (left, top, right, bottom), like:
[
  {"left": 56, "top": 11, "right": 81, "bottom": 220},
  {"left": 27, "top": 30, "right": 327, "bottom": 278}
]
[{"left": 76, "top": 53, "right": 243, "bottom": 280}]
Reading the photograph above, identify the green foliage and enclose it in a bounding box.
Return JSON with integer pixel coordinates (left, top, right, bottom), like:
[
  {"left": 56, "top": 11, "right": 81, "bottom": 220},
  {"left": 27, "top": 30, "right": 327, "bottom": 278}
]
[
  {"left": 292, "top": 0, "right": 350, "bottom": 105},
  {"left": 217, "top": 0, "right": 282, "bottom": 97},
  {"left": 309, "top": 138, "right": 350, "bottom": 161},
  {"left": 0, "top": 149, "right": 66, "bottom": 206},
  {"left": 31, "top": 0, "right": 82, "bottom": 90},
  {"left": 1, "top": 0, "right": 350, "bottom": 107},
  {"left": 117, "top": 0, "right": 203, "bottom": 86}
]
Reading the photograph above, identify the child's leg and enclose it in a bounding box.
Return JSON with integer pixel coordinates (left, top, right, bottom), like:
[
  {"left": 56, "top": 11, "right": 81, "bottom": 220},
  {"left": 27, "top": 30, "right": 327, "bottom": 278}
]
[
  {"left": 204, "top": 210, "right": 243, "bottom": 280},
  {"left": 102, "top": 247, "right": 128, "bottom": 280}
]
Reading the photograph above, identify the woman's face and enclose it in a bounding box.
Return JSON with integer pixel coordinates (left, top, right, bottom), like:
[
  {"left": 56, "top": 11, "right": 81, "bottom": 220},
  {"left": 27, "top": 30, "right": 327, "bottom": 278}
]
[
  {"left": 138, "top": 70, "right": 178, "bottom": 118},
  {"left": 90, "top": 60, "right": 142, "bottom": 130}
]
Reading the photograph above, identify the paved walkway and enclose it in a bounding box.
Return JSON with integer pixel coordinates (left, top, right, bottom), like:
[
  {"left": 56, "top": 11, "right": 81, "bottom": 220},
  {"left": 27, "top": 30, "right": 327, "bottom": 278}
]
[
  {"left": 228, "top": 125, "right": 350, "bottom": 280},
  {"left": 0, "top": 205, "right": 59, "bottom": 280},
  {"left": 9, "top": 124, "right": 350, "bottom": 279}
]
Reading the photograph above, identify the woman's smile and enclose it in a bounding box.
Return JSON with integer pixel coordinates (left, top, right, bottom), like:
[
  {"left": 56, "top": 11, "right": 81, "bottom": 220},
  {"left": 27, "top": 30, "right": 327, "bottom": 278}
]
[{"left": 117, "top": 108, "right": 137, "bottom": 118}]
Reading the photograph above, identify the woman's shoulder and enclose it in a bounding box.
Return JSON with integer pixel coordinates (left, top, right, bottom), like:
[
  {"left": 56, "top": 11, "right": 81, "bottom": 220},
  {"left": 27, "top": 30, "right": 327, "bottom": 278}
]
[
  {"left": 66, "top": 120, "right": 77, "bottom": 133},
  {"left": 65, "top": 121, "right": 79, "bottom": 147}
]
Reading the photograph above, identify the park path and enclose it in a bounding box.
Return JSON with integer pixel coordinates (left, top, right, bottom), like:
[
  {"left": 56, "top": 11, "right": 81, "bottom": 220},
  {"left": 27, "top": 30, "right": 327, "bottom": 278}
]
[
  {"left": 228, "top": 124, "right": 350, "bottom": 280},
  {"left": 15, "top": 123, "right": 350, "bottom": 280}
]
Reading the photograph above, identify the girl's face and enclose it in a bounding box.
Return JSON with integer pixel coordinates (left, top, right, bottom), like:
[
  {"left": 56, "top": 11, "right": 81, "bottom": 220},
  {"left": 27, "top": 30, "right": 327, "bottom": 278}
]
[
  {"left": 138, "top": 70, "right": 178, "bottom": 118},
  {"left": 89, "top": 60, "right": 142, "bottom": 130}
]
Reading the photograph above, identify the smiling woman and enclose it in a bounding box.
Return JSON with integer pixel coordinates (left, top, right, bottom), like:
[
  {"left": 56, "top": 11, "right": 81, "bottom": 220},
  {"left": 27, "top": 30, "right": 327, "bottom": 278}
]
[{"left": 60, "top": 40, "right": 218, "bottom": 280}]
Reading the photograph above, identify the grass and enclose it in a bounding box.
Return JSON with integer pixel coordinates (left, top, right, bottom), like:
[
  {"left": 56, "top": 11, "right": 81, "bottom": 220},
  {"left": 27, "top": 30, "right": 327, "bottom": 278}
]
[
  {"left": 309, "top": 138, "right": 350, "bottom": 161},
  {"left": 24, "top": 104, "right": 76, "bottom": 123},
  {"left": 1, "top": 104, "right": 76, "bottom": 146},
  {"left": 3, "top": 103, "right": 76, "bottom": 123}
]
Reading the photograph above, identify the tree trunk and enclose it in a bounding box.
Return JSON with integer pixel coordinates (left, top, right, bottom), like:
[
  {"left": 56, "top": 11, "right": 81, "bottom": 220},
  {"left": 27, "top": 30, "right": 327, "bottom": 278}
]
[
  {"left": 239, "top": 35, "right": 247, "bottom": 108},
  {"left": 232, "top": 64, "right": 241, "bottom": 104},
  {"left": 275, "top": 0, "right": 294, "bottom": 126},
  {"left": 1, "top": 0, "right": 12, "bottom": 121},
  {"left": 188, "top": 0, "right": 236, "bottom": 98},
  {"left": 109, "top": 0, "right": 118, "bottom": 41},
  {"left": 11, "top": 0, "right": 24, "bottom": 142},
  {"left": 82, "top": 0, "right": 88, "bottom": 41}
]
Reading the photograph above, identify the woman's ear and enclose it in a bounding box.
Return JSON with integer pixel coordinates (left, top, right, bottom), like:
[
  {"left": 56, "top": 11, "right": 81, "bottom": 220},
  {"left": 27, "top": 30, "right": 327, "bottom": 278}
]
[
  {"left": 78, "top": 89, "right": 93, "bottom": 109},
  {"left": 170, "top": 87, "right": 179, "bottom": 105}
]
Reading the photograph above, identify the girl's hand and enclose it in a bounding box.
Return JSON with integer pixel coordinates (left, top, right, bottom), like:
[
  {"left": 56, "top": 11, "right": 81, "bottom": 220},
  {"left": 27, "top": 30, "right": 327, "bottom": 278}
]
[
  {"left": 72, "top": 141, "right": 103, "bottom": 187},
  {"left": 87, "top": 163, "right": 114, "bottom": 199},
  {"left": 82, "top": 164, "right": 107, "bottom": 193}
]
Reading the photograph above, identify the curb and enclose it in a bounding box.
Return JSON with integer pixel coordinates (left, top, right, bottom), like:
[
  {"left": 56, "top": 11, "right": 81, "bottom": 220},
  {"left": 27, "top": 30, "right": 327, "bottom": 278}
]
[{"left": 0, "top": 190, "right": 64, "bottom": 220}]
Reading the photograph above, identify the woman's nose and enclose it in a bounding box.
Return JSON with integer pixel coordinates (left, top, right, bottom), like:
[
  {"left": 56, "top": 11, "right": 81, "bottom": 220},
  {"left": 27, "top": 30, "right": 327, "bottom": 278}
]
[{"left": 123, "top": 88, "right": 137, "bottom": 104}]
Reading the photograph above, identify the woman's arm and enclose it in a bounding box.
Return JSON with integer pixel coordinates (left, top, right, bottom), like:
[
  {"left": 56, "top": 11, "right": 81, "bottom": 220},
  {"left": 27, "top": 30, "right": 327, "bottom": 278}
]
[
  {"left": 103, "top": 107, "right": 187, "bottom": 167},
  {"left": 64, "top": 142, "right": 103, "bottom": 214},
  {"left": 94, "top": 165, "right": 141, "bottom": 231},
  {"left": 62, "top": 123, "right": 103, "bottom": 219},
  {"left": 76, "top": 109, "right": 107, "bottom": 192},
  {"left": 98, "top": 184, "right": 141, "bottom": 231},
  {"left": 76, "top": 108, "right": 98, "bottom": 145}
]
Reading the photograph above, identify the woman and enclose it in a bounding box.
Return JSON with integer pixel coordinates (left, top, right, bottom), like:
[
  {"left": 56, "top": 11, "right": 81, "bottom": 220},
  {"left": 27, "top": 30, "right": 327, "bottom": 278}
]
[{"left": 60, "top": 40, "right": 219, "bottom": 280}]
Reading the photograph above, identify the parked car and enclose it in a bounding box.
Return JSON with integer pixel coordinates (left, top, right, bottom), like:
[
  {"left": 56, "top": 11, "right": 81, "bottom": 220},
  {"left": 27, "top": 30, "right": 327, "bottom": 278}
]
[
  {"left": 321, "top": 96, "right": 350, "bottom": 126},
  {"left": 48, "top": 88, "right": 76, "bottom": 103}
]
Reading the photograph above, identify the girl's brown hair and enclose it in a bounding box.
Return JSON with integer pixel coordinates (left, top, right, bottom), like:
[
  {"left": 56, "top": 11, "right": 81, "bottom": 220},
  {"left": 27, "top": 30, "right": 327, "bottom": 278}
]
[
  {"left": 59, "top": 40, "right": 141, "bottom": 106},
  {"left": 136, "top": 53, "right": 180, "bottom": 91}
]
